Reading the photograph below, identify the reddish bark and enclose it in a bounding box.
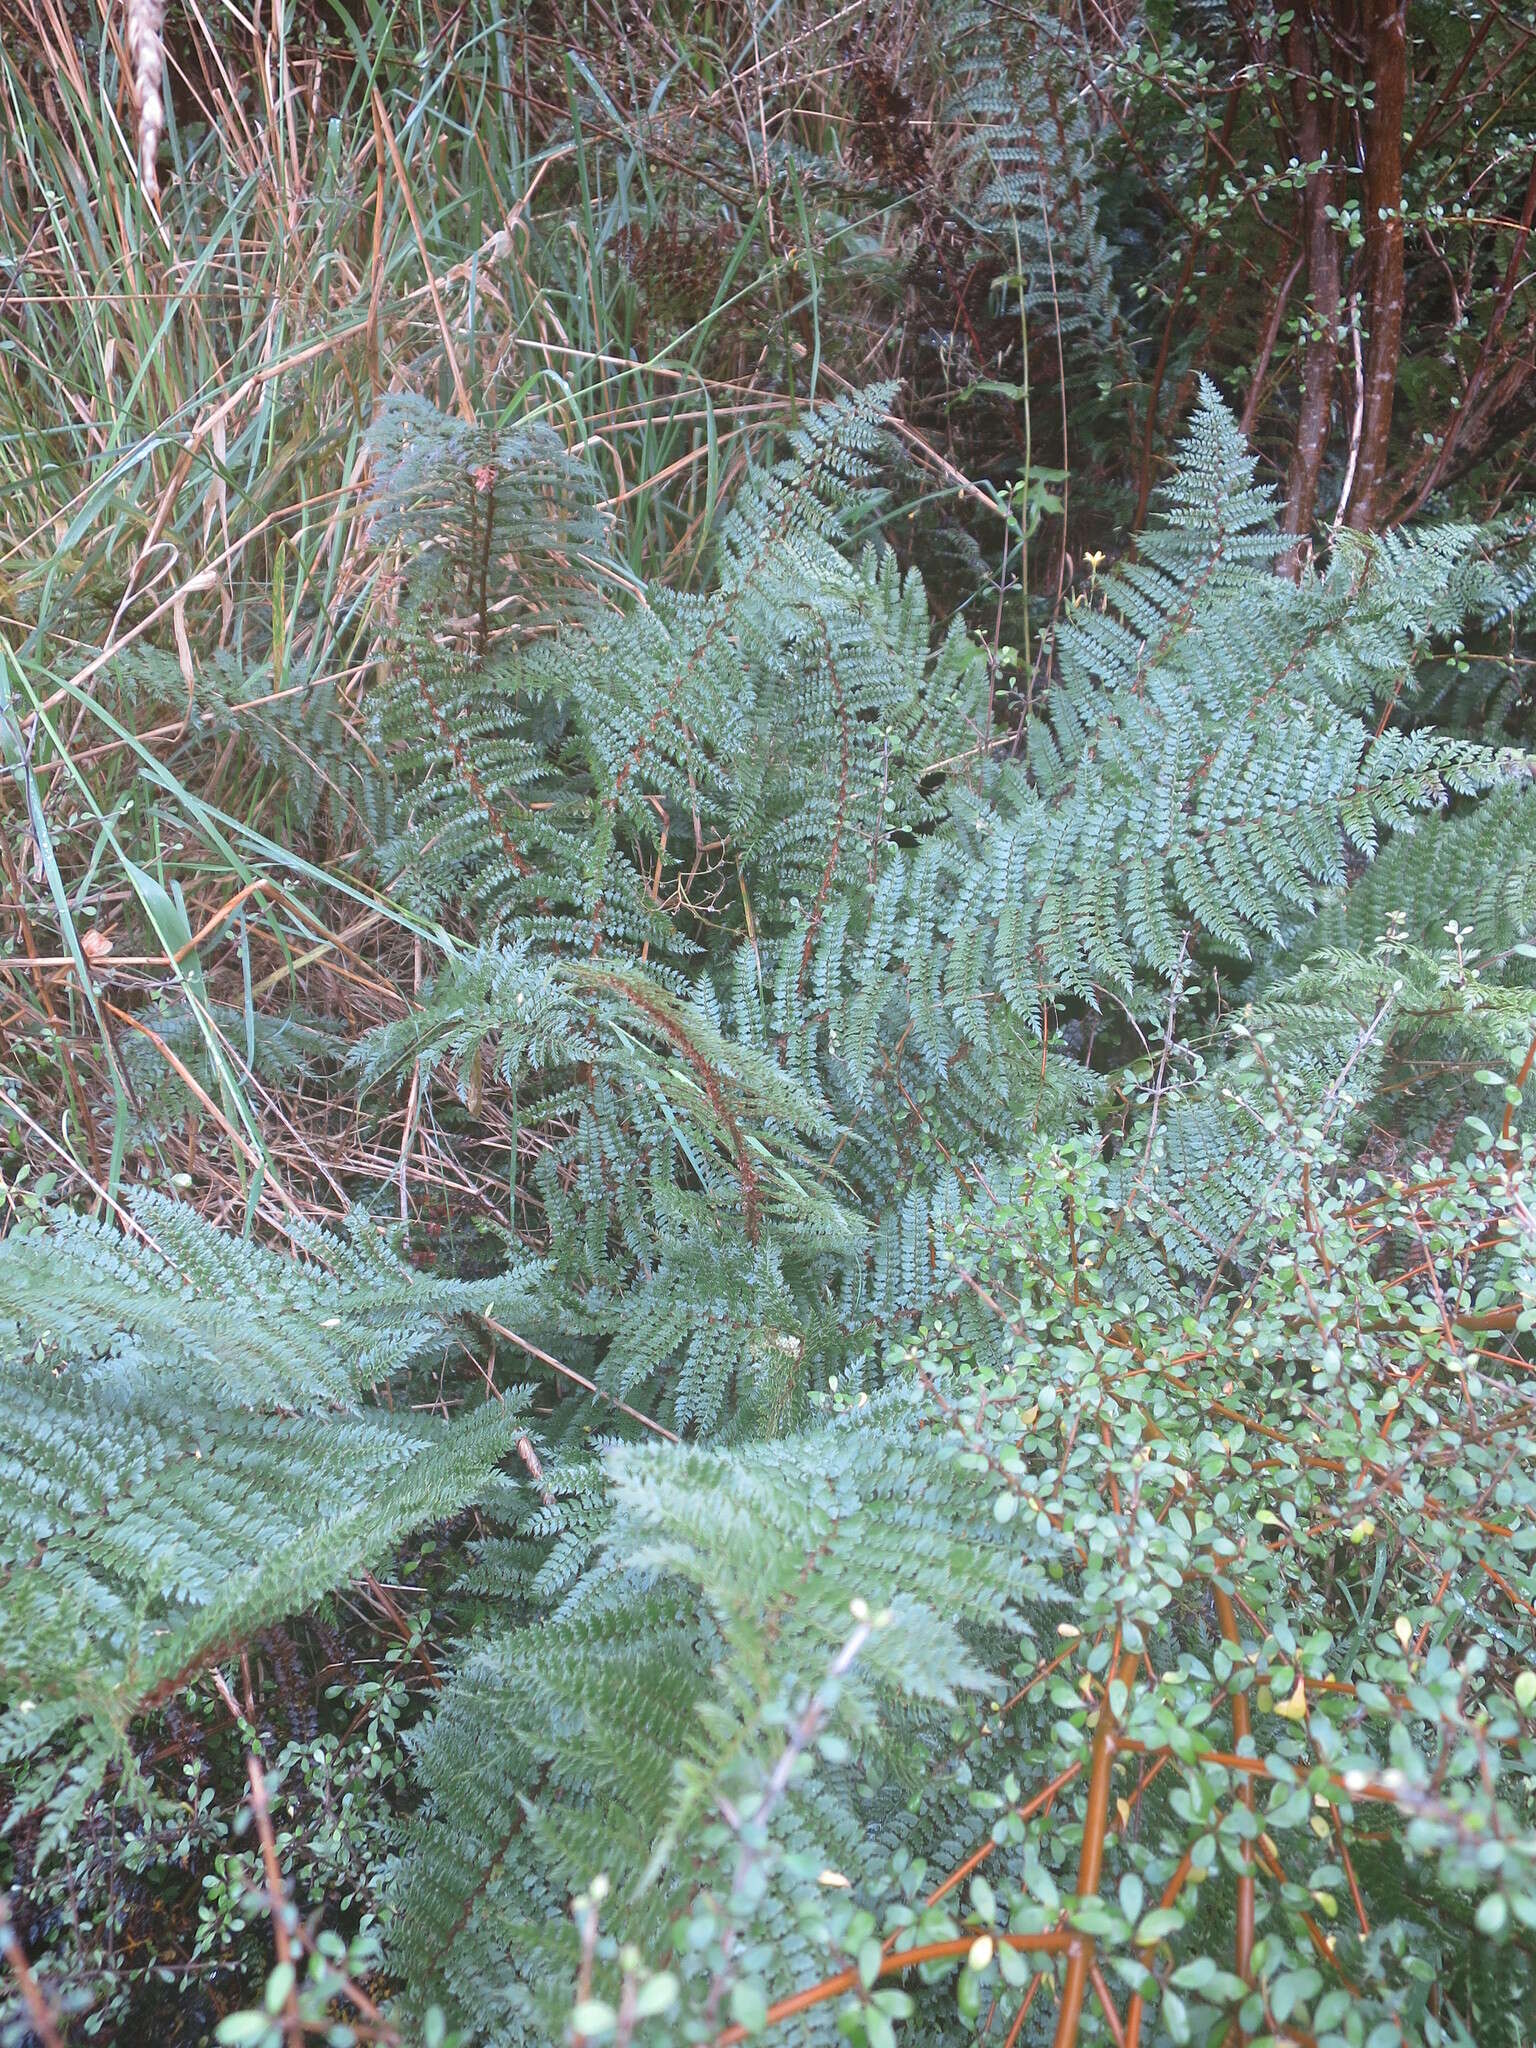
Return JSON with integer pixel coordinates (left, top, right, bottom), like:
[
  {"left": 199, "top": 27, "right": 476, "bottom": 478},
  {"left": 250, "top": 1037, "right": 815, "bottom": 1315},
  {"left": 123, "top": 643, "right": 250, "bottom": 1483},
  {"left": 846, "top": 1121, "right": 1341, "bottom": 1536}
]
[
  {"left": 1050, "top": 1652, "right": 1140, "bottom": 2048},
  {"left": 1343, "top": 0, "right": 1409, "bottom": 529},
  {"left": 1281, "top": 11, "right": 1344, "bottom": 552}
]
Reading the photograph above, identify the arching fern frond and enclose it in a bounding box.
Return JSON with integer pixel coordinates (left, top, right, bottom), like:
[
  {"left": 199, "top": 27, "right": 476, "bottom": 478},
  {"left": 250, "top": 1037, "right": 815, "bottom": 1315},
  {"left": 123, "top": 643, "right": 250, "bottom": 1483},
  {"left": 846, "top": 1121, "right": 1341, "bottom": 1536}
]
[{"left": 0, "top": 1198, "right": 531, "bottom": 1854}]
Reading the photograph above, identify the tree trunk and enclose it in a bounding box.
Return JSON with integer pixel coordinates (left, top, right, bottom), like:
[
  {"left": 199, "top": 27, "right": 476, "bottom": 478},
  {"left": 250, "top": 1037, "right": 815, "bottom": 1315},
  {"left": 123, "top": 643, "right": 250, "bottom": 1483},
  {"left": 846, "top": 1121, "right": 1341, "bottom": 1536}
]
[
  {"left": 1281, "top": 10, "right": 1344, "bottom": 556},
  {"left": 1343, "top": 0, "right": 1408, "bottom": 529}
]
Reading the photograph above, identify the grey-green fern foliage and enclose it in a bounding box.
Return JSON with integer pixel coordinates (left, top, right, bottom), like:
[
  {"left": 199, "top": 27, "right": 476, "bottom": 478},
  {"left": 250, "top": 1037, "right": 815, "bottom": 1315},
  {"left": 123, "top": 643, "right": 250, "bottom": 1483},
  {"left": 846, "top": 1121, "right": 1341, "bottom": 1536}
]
[{"left": 5, "top": 378, "right": 1534, "bottom": 2046}]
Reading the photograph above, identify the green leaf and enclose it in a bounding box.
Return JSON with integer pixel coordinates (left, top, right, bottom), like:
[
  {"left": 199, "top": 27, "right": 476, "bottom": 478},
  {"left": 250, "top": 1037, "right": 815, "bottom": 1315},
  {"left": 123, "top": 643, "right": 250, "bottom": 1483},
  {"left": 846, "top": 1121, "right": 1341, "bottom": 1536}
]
[
  {"left": 633, "top": 1974, "right": 679, "bottom": 2019},
  {"left": 871, "top": 1991, "right": 914, "bottom": 2018},
  {"left": 216, "top": 2019, "right": 276, "bottom": 2048},
  {"left": 1475, "top": 1893, "right": 1508, "bottom": 1938},
  {"left": 866, "top": 2007, "right": 896, "bottom": 2048},
  {"left": 1270, "top": 1968, "right": 1321, "bottom": 2022},
  {"left": 729, "top": 1982, "right": 768, "bottom": 2035},
  {"left": 997, "top": 1941, "right": 1029, "bottom": 1987},
  {"left": 264, "top": 1962, "right": 296, "bottom": 2013},
  {"left": 1135, "top": 1908, "right": 1185, "bottom": 1945},
  {"left": 1171, "top": 1956, "right": 1217, "bottom": 1991}
]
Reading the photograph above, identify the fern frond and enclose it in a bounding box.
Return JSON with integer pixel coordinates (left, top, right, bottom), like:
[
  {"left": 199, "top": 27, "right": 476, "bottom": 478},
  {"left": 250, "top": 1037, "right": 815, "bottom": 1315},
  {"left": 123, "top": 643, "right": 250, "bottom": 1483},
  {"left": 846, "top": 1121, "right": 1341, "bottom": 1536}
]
[
  {"left": 0, "top": 1198, "right": 531, "bottom": 1847},
  {"left": 389, "top": 1394, "right": 1026, "bottom": 2041}
]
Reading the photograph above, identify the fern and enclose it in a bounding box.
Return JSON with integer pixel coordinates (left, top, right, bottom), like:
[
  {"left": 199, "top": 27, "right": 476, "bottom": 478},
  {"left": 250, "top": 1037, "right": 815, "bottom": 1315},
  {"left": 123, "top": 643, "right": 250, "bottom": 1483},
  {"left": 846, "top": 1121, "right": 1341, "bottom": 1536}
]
[
  {"left": 99, "top": 641, "right": 381, "bottom": 838},
  {"left": 0, "top": 1197, "right": 530, "bottom": 1853},
  {"left": 389, "top": 1394, "right": 1029, "bottom": 2043},
  {"left": 351, "top": 381, "right": 1534, "bottom": 1437},
  {"left": 934, "top": 380, "right": 1516, "bottom": 1010},
  {"left": 930, "top": 0, "right": 1125, "bottom": 362},
  {"left": 1293, "top": 780, "right": 1536, "bottom": 964},
  {"left": 358, "top": 386, "right": 1005, "bottom": 1433},
  {"left": 368, "top": 392, "right": 616, "bottom": 656},
  {"left": 117, "top": 998, "right": 340, "bottom": 1145},
  {"left": 354, "top": 385, "right": 1535, "bottom": 2042}
]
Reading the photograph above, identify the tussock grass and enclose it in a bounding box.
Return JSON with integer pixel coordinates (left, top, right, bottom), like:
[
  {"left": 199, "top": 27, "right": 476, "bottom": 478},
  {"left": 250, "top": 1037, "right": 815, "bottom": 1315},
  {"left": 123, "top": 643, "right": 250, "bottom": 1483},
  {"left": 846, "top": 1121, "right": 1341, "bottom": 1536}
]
[{"left": 1, "top": 0, "right": 914, "bottom": 1239}]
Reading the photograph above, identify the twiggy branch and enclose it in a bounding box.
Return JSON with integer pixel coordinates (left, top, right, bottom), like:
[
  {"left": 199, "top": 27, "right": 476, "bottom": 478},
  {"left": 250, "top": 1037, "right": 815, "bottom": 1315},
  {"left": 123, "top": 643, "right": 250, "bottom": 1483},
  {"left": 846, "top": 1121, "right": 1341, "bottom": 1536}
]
[
  {"left": 1342, "top": 0, "right": 1408, "bottom": 529},
  {"left": 713, "top": 1931, "right": 1072, "bottom": 2046},
  {"left": 0, "top": 1896, "right": 65, "bottom": 2048},
  {"left": 704, "top": 1619, "right": 872, "bottom": 2025},
  {"left": 1212, "top": 1589, "right": 1255, "bottom": 1990},
  {"left": 1051, "top": 1650, "right": 1140, "bottom": 2048},
  {"left": 247, "top": 1755, "right": 303, "bottom": 2045}
]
